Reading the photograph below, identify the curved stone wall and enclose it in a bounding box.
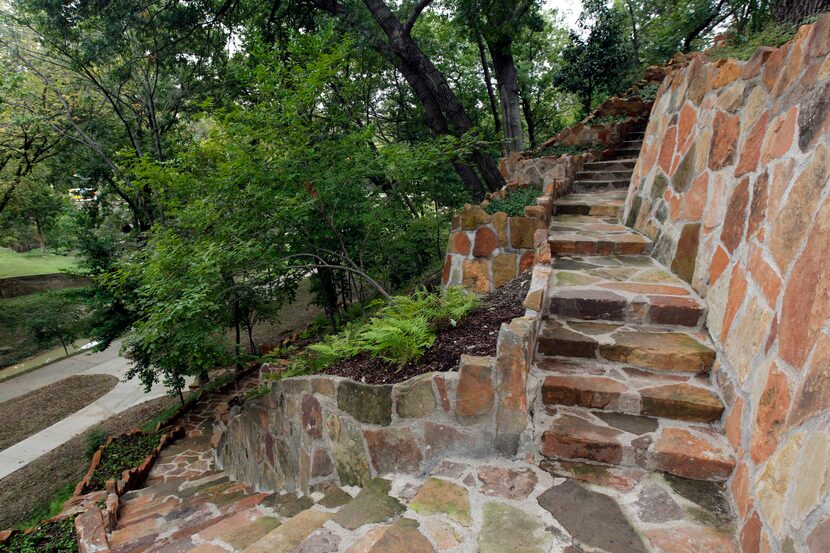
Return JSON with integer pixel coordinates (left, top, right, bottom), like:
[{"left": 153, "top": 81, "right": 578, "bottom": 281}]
[{"left": 623, "top": 15, "right": 830, "bottom": 551}]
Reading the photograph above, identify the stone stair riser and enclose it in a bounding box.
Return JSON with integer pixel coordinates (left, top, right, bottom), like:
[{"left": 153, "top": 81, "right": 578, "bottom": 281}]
[
  {"left": 548, "top": 294, "right": 705, "bottom": 328},
  {"left": 550, "top": 238, "right": 652, "bottom": 256}
]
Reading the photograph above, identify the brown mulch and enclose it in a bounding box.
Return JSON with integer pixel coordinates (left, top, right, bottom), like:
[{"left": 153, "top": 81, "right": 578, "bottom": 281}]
[
  {"left": 0, "top": 395, "right": 178, "bottom": 530},
  {"left": 323, "top": 272, "right": 531, "bottom": 384},
  {"left": 0, "top": 374, "right": 119, "bottom": 452}
]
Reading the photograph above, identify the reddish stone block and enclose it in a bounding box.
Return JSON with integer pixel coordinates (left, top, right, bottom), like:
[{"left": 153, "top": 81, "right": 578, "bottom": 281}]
[
  {"left": 731, "top": 460, "right": 752, "bottom": 518},
  {"left": 455, "top": 355, "right": 494, "bottom": 421},
  {"left": 301, "top": 395, "right": 322, "bottom": 439},
  {"left": 541, "top": 374, "right": 626, "bottom": 410},
  {"left": 748, "top": 246, "right": 781, "bottom": 308},
  {"left": 747, "top": 171, "right": 769, "bottom": 240},
  {"left": 450, "top": 232, "right": 471, "bottom": 255},
  {"left": 708, "top": 111, "right": 740, "bottom": 170},
  {"left": 709, "top": 246, "right": 730, "bottom": 285},
  {"left": 433, "top": 375, "right": 452, "bottom": 412},
  {"left": 719, "top": 177, "right": 749, "bottom": 253},
  {"left": 677, "top": 103, "right": 698, "bottom": 153},
  {"left": 311, "top": 448, "right": 334, "bottom": 478},
  {"left": 720, "top": 265, "right": 747, "bottom": 342},
  {"left": 519, "top": 251, "right": 535, "bottom": 273},
  {"left": 788, "top": 334, "right": 830, "bottom": 428},
  {"left": 779, "top": 192, "right": 830, "bottom": 367},
  {"left": 473, "top": 226, "right": 499, "bottom": 257},
  {"left": 540, "top": 415, "right": 623, "bottom": 464},
  {"left": 807, "top": 515, "right": 830, "bottom": 553},
  {"left": 740, "top": 512, "right": 762, "bottom": 553},
  {"left": 422, "top": 421, "right": 475, "bottom": 462},
  {"left": 742, "top": 47, "right": 775, "bottom": 79},
  {"left": 750, "top": 362, "right": 791, "bottom": 464},
  {"left": 762, "top": 43, "right": 790, "bottom": 92},
  {"left": 653, "top": 428, "right": 735, "bottom": 481},
  {"left": 725, "top": 396, "right": 743, "bottom": 451},
  {"left": 761, "top": 107, "right": 797, "bottom": 164},
  {"left": 736, "top": 111, "right": 769, "bottom": 177},
  {"left": 658, "top": 126, "right": 677, "bottom": 174},
  {"left": 647, "top": 296, "right": 703, "bottom": 327},
  {"left": 364, "top": 427, "right": 423, "bottom": 474}
]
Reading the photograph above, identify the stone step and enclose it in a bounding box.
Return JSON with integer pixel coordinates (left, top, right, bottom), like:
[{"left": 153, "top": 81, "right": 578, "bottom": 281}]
[
  {"left": 537, "top": 358, "right": 724, "bottom": 423},
  {"left": 536, "top": 405, "right": 735, "bottom": 482},
  {"left": 615, "top": 148, "right": 642, "bottom": 158},
  {"left": 548, "top": 214, "right": 652, "bottom": 256},
  {"left": 573, "top": 179, "right": 632, "bottom": 191},
  {"left": 537, "top": 318, "right": 716, "bottom": 374},
  {"left": 583, "top": 159, "right": 637, "bottom": 171},
  {"left": 549, "top": 255, "right": 706, "bottom": 327},
  {"left": 621, "top": 140, "right": 643, "bottom": 148},
  {"left": 575, "top": 170, "right": 633, "bottom": 182},
  {"left": 555, "top": 196, "right": 624, "bottom": 218}
]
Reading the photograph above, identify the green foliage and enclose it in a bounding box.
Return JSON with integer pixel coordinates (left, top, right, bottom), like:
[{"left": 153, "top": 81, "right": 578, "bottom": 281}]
[
  {"left": 2, "top": 516, "right": 77, "bottom": 552},
  {"left": 633, "top": 82, "right": 661, "bottom": 102},
  {"left": 306, "top": 287, "right": 478, "bottom": 369},
  {"left": 536, "top": 143, "right": 592, "bottom": 158},
  {"left": 554, "top": 3, "right": 634, "bottom": 115},
  {"left": 87, "top": 432, "right": 160, "bottom": 490},
  {"left": 590, "top": 114, "right": 630, "bottom": 126},
  {"left": 84, "top": 428, "right": 107, "bottom": 460},
  {"left": 483, "top": 188, "right": 542, "bottom": 216},
  {"left": 708, "top": 21, "right": 799, "bottom": 60}
]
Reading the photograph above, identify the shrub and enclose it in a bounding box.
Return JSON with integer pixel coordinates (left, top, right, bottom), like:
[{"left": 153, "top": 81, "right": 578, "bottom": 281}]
[
  {"left": 634, "top": 81, "right": 661, "bottom": 101},
  {"left": 483, "top": 188, "right": 542, "bottom": 217},
  {"left": 708, "top": 21, "right": 800, "bottom": 61}
]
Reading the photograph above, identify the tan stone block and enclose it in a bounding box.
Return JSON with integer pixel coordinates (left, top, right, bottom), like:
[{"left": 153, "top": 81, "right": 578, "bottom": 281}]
[
  {"left": 461, "top": 258, "right": 491, "bottom": 294},
  {"left": 786, "top": 431, "right": 830, "bottom": 529},
  {"left": 711, "top": 59, "right": 741, "bottom": 89},
  {"left": 455, "top": 355, "right": 494, "bottom": 422},
  {"left": 509, "top": 217, "right": 542, "bottom": 249},
  {"left": 457, "top": 204, "right": 491, "bottom": 229},
  {"left": 724, "top": 295, "right": 774, "bottom": 385},
  {"left": 492, "top": 254, "right": 517, "bottom": 288},
  {"left": 491, "top": 211, "right": 508, "bottom": 246},
  {"left": 755, "top": 433, "right": 802, "bottom": 539}
]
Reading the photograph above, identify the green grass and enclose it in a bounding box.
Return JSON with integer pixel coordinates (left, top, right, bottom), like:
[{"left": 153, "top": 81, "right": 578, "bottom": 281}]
[
  {"left": 0, "top": 247, "right": 79, "bottom": 279},
  {"left": 11, "top": 483, "right": 77, "bottom": 532},
  {"left": 708, "top": 21, "right": 801, "bottom": 61}
]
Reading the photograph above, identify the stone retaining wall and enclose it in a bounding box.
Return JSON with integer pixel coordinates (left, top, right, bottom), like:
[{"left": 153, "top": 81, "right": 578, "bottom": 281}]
[
  {"left": 623, "top": 15, "right": 830, "bottom": 552},
  {"left": 217, "top": 257, "right": 555, "bottom": 494},
  {"left": 0, "top": 272, "right": 91, "bottom": 298}
]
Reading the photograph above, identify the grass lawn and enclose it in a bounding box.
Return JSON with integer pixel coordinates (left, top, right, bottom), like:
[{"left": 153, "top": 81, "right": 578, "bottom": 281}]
[{"left": 0, "top": 247, "right": 79, "bottom": 279}]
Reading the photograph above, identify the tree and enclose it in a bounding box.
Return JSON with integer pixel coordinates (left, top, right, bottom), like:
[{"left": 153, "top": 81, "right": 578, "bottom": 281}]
[
  {"left": 456, "top": 0, "right": 541, "bottom": 152},
  {"left": 28, "top": 290, "right": 86, "bottom": 356},
  {"left": 553, "top": 3, "right": 632, "bottom": 115},
  {"left": 772, "top": 0, "right": 830, "bottom": 22}
]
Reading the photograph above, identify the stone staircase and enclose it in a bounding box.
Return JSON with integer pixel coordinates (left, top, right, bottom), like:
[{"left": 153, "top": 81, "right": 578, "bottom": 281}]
[{"left": 533, "top": 129, "right": 736, "bottom": 483}]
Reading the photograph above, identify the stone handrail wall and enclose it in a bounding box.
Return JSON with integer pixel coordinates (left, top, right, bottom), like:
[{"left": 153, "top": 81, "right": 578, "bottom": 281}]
[
  {"left": 217, "top": 251, "right": 555, "bottom": 494},
  {"left": 623, "top": 14, "right": 830, "bottom": 552}
]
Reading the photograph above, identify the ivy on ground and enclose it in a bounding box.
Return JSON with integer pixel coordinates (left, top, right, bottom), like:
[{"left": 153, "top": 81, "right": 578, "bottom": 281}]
[
  {"left": 0, "top": 517, "right": 77, "bottom": 553},
  {"left": 483, "top": 188, "right": 543, "bottom": 217},
  {"left": 87, "top": 432, "right": 160, "bottom": 490}
]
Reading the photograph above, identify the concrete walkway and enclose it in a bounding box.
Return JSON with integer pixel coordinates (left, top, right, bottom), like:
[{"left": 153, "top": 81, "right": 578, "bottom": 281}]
[{"left": 0, "top": 342, "right": 171, "bottom": 480}]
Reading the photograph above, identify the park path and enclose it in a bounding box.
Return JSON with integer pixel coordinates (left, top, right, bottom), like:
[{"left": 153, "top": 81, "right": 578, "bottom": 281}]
[{"left": 0, "top": 342, "right": 171, "bottom": 480}]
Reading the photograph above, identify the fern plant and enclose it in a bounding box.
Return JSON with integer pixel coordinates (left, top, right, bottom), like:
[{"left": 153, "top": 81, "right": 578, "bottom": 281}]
[{"left": 358, "top": 316, "right": 435, "bottom": 367}]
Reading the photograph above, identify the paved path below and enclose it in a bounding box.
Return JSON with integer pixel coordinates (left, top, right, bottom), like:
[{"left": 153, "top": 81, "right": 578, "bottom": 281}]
[{"left": 0, "top": 342, "right": 174, "bottom": 480}]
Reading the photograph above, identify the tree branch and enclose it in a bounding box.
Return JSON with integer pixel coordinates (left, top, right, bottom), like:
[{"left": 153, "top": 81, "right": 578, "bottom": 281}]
[{"left": 404, "top": 0, "right": 434, "bottom": 34}]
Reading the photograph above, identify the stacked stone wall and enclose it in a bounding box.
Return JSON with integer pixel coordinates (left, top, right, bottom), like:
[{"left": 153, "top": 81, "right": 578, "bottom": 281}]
[
  {"left": 623, "top": 15, "right": 830, "bottom": 552},
  {"left": 216, "top": 256, "right": 553, "bottom": 493}
]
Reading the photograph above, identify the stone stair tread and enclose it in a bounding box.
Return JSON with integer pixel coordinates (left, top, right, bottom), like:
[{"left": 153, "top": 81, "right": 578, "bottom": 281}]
[
  {"left": 555, "top": 191, "right": 626, "bottom": 217},
  {"left": 537, "top": 318, "right": 716, "bottom": 374},
  {"left": 537, "top": 405, "right": 735, "bottom": 482},
  {"left": 537, "top": 357, "right": 724, "bottom": 422},
  {"left": 549, "top": 214, "right": 652, "bottom": 256},
  {"left": 549, "top": 254, "right": 706, "bottom": 327}
]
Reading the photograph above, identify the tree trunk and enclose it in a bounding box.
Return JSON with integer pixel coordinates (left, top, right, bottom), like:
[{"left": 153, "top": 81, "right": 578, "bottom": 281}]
[
  {"left": 35, "top": 217, "right": 46, "bottom": 254},
  {"left": 625, "top": 0, "right": 640, "bottom": 68},
  {"left": 359, "top": 0, "right": 505, "bottom": 192},
  {"left": 773, "top": 0, "right": 830, "bottom": 22},
  {"left": 520, "top": 88, "right": 536, "bottom": 148},
  {"left": 476, "top": 30, "right": 502, "bottom": 136},
  {"left": 489, "top": 43, "right": 524, "bottom": 153}
]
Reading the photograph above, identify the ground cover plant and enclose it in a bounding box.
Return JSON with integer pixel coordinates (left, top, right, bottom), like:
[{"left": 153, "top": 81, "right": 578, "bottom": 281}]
[
  {"left": 0, "top": 248, "right": 79, "bottom": 279},
  {"left": 483, "top": 188, "right": 542, "bottom": 217},
  {"left": 86, "top": 431, "right": 161, "bottom": 490},
  {"left": 0, "top": 517, "right": 77, "bottom": 553}
]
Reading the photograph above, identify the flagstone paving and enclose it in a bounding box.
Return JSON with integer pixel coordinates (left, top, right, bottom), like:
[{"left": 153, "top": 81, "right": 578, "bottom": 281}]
[{"left": 109, "top": 457, "right": 737, "bottom": 552}]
